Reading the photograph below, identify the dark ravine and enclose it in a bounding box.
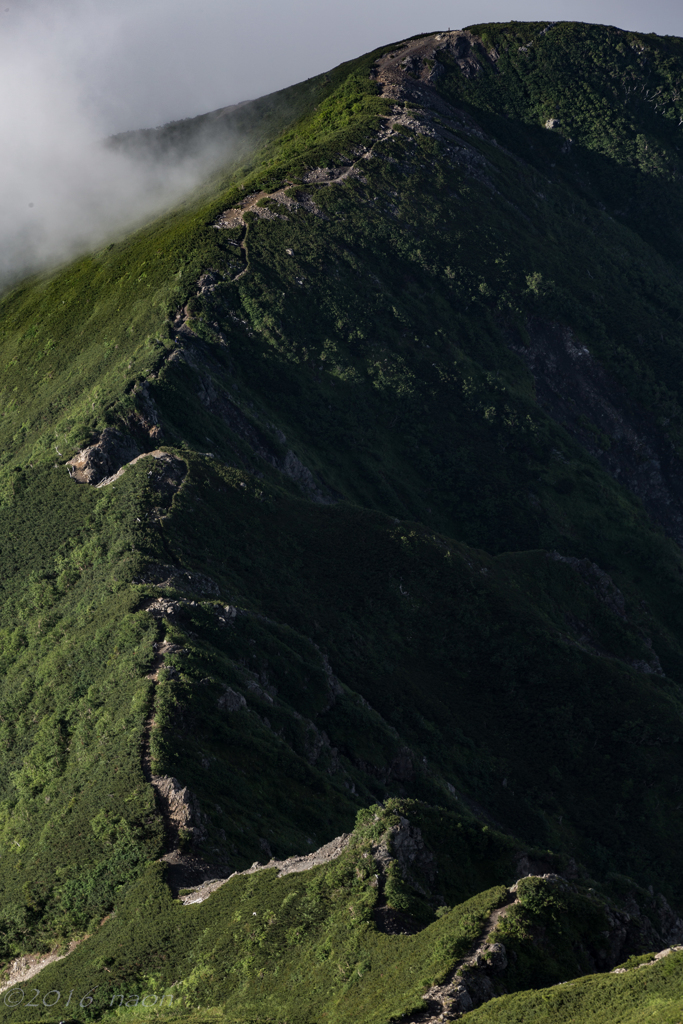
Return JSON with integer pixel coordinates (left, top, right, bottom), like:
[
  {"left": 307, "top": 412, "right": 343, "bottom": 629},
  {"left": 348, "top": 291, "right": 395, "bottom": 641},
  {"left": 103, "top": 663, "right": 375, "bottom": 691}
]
[{"left": 506, "top": 318, "right": 683, "bottom": 549}]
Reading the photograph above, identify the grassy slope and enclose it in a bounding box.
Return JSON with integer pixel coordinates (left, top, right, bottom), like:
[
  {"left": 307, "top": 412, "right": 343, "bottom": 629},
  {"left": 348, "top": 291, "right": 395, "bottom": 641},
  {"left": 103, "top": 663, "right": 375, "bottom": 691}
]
[
  {"left": 468, "top": 951, "right": 683, "bottom": 1024},
  {"left": 0, "top": 805, "right": 513, "bottom": 1023},
  {"left": 1, "top": 18, "right": 683, "bottom": 1023},
  {"left": 0, "top": 803, "right": 639, "bottom": 1023},
  {"left": 0, "top": 46, "right": 395, "bottom": 950}
]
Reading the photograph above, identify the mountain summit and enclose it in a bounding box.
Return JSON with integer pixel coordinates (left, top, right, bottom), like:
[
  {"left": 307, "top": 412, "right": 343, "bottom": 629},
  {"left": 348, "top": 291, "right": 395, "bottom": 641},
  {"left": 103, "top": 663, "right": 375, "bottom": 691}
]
[{"left": 1, "top": 19, "right": 683, "bottom": 1023}]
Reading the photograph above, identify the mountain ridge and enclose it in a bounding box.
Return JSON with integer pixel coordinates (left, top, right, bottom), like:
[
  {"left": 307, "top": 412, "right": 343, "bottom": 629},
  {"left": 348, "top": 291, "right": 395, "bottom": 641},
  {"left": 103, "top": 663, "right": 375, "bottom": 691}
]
[{"left": 2, "top": 19, "right": 683, "bottom": 1022}]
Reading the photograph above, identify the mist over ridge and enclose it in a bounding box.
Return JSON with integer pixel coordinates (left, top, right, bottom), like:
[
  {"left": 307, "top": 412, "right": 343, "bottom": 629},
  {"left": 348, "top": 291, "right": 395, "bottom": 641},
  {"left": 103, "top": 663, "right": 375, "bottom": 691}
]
[
  {"left": 0, "top": 1, "right": 259, "bottom": 292},
  {"left": 3, "top": 0, "right": 683, "bottom": 293},
  {"left": 0, "top": 65, "right": 241, "bottom": 290}
]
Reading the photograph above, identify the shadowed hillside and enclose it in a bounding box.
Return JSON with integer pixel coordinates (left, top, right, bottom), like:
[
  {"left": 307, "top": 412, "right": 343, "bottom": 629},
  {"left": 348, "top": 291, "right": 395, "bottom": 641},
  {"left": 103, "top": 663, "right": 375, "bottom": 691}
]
[{"left": 1, "top": 19, "right": 683, "bottom": 1023}]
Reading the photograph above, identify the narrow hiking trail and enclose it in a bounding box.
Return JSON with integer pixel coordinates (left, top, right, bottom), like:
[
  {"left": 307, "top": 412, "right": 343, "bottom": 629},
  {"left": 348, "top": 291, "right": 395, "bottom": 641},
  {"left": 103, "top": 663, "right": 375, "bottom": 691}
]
[
  {"left": 212, "top": 30, "right": 498, "bottom": 286},
  {"left": 404, "top": 891, "right": 516, "bottom": 1022}
]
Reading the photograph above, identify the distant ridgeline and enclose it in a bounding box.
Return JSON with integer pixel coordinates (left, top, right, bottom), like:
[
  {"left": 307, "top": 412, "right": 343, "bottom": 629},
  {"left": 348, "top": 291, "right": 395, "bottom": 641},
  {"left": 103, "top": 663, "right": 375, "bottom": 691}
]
[{"left": 1, "top": 19, "right": 683, "bottom": 1024}]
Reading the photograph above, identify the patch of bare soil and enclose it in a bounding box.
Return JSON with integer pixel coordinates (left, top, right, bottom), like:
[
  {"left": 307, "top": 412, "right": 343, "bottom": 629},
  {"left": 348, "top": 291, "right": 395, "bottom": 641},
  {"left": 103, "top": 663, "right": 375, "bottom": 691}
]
[{"left": 0, "top": 938, "right": 84, "bottom": 995}]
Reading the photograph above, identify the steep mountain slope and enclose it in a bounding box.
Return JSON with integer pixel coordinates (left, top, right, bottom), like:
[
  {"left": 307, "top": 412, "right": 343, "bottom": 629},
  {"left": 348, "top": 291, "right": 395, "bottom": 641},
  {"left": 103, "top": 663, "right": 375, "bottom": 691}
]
[{"left": 1, "top": 18, "right": 683, "bottom": 1022}]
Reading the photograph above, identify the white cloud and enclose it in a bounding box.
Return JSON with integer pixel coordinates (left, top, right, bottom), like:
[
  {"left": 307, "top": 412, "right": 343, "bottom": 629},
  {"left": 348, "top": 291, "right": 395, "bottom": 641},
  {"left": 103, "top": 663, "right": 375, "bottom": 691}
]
[
  {"left": 0, "top": 0, "right": 681, "bottom": 289},
  {"left": 0, "top": 0, "right": 242, "bottom": 289}
]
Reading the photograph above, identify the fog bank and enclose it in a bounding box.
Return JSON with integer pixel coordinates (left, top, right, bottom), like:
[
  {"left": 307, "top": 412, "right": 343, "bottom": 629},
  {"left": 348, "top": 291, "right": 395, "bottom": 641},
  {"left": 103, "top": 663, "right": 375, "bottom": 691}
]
[
  {"left": 0, "top": 4, "right": 246, "bottom": 291},
  {"left": 2, "top": 0, "right": 682, "bottom": 290}
]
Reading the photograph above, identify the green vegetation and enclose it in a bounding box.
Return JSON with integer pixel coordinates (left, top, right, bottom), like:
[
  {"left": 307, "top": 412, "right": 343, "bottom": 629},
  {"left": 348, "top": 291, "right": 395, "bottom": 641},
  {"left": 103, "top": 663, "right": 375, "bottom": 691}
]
[
  {"left": 0, "top": 803, "right": 513, "bottom": 1023},
  {"left": 1, "top": 17, "right": 683, "bottom": 1023},
  {"left": 468, "top": 950, "right": 683, "bottom": 1023},
  {"left": 0, "top": 802, "right": 646, "bottom": 1024}
]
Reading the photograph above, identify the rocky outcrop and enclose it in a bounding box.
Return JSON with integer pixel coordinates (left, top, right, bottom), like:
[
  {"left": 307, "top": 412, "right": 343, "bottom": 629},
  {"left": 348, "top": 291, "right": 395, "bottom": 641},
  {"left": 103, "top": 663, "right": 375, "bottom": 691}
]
[
  {"left": 403, "top": 871, "right": 683, "bottom": 1022},
  {"left": 179, "top": 832, "right": 352, "bottom": 905},
  {"left": 507, "top": 873, "right": 683, "bottom": 973},
  {"left": 282, "top": 447, "right": 334, "bottom": 504},
  {"left": 217, "top": 686, "right": 246, "bottom": 712},
  {"left": 140, "top": 589, "right": 225, "bottom": 890},
  {"left": 614, "top": 889, "right": 683, "bottom": 958},
  {"left": 369, "top": 816, "right": 439, "bottom": 936},
  {"left": 66, "top": 428, "right": 139, "bottom": 485},
  {"left": 145, "top": 596, "right": 187, "bottom": 622},
  {"left": 549, "top": 552, "right": 627, "bottom": 618},
  {"left": 151, "top": 775, "right": 203, "bottom": 836},
  {"left": 67, "top": 439, "right": 185, "bottom": 495},
  {"left": 374, "top": 32, "right": 490, "bottom": 104},
  {"left": 164, "top": 323, "right": 338, "bottom": 503},
  {"left": 130, "top": 379, "right": 163, "bottom": 441},
  {"left": 408, "top": 939, "right": 509, "bottom": 1022},
  {"left": 355, "top": 746, "right": 418, "bottom": 789},
  {"left": 612, "top": 944, "right": 683, "bottom": 973},
  {"left": 399, "top": 873, "right": 515, "bottom": 1023},
  {"left": 316, "top": 651, "right": 345, "bottom": 714},
  {"left": 133, "top": 562, "right": 219, "bottom": 595},
  {"left": 152, "top": 775, "right": 222, "bottom": 890},
  {"left": 373, "top": 816, "right": 437, "bottom": 895}
]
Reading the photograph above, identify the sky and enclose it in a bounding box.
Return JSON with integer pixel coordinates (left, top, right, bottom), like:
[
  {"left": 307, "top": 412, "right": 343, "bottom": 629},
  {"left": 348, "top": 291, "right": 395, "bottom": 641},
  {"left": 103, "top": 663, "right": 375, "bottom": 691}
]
[
  {"left": 3, "top": 0, "right": 681, "bottom": 134},
  {"left": 3, "top": 0, "right": 683, "bottom": 135},
  {"left": 1, "top": 0, "right": 683, "bottom": 288}
]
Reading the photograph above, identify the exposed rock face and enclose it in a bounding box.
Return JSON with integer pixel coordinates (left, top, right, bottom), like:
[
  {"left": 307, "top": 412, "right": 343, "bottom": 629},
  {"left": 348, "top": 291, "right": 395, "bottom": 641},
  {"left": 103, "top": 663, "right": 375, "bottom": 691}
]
[
  {"left": 131, "top": 380, "right": 163, "bottom": 441},
  {"left": 217, "top": 686, "right": 247, "bottom": 712},
  {"left": 67, "top": 439, "right": 185, "bottom": 496},
  {"left": 506, "top": 318, "right": 683, "bottom": 548},
  {"left": 159, "top": 847, "right": 227, "bottom": 890},
  {"left": 145, "top": 597, "right": 186, "bottom": 621},
  {"left": 404, "top": 872, "right": 683, "bottom": 1022},
  {"left": 151, "top": 775, "right": 201, "bottom": 833},
  {"left": 514, "top": 852, "right": 556, "bottom": 878},
  {"left": 548, "top": 551, "right": 664, "bottom": 675},
  {"left": 197, "top": 269, "right": 221, "bottom": 295},
  {"left": 66, "top": 428, "right": 139, "bottom": 485},
  {"left": 178, "top": 832, "right": 352, "bottom": 905},
  {"left": 383, "top": 817, "right": 437, "bottom": 893},
  {"left": 152, "top": 775, "right": 218, "bottom": 890},
  {"left": 509, "top": 874, "right": 683, "bottom": 972},
  {"left": 549, "top": 552, "right": 627, "bottom": 618},
  {"left": 612, "top": 944, "right": 683, "bottom": 973},
  {"left": 615, "top": 889, "right": 683, "bottom": 958},
  {"left": 282, "top": 447, "right": 334, "bottom": 504},
  {"left": 145, "top": 450, "right": 186, "bottom": 496},
  {"left": 355, "top": 747, "right": 417, "bottom": 788},
  {"left": 371, "top": 816, "right": 439, "bottom": 936},
  {"left": 303, "top": 722, "right": 337, "bottom": 769},
  {"left": 374, "top": 31, "right": 489, "bottom": 104}
]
